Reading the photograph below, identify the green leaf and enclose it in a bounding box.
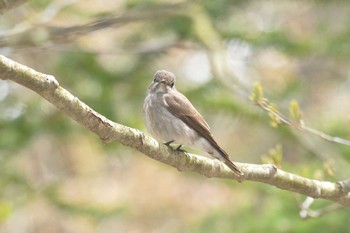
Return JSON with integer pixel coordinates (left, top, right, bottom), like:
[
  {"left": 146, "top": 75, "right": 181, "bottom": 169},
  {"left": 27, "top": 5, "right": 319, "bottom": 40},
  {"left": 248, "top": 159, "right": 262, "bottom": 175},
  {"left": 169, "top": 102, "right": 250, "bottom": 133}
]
[
  {"left": 261, "top": 144, "right": 283, "bottom": 167},
  {"left": 0, "top": 200, "right": 12, "bottom": 222},
  {"left": 249, "top": 82, "right": 265, "bottom": 104},
  {"left": 267, "top": 103, "right": 282, "bottom": 128},
  {"left": 289, "top": 100, "right": 302, "bottom": 122}
]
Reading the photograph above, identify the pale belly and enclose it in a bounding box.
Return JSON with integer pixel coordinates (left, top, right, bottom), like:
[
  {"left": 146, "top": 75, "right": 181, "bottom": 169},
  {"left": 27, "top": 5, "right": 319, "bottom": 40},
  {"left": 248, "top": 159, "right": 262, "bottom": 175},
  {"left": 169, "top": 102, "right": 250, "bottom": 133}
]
[{"left": 143, "top": 93, "right": 217, "bottom": 156}]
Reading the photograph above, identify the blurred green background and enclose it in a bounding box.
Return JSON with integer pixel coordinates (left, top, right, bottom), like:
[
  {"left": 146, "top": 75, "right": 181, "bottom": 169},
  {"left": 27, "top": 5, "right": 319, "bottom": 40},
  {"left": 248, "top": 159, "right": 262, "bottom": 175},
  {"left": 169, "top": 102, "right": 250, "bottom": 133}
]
[{"left": 1, "top": 0, "right": 350, "bottom": 232}]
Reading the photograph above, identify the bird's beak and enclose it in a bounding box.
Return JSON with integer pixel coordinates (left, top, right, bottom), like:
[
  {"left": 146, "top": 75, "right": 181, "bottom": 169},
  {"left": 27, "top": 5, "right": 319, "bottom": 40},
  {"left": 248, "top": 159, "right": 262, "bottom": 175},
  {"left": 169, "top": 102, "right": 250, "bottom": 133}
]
[
  {"left": 148, "top": 80, "right": 166, "bottom": 93},
  {"left": 156, "top": 81, "right": 167, "bottom": 90},
  {"left": 158, "top": 80, "right": 167, "bottom": 86}
]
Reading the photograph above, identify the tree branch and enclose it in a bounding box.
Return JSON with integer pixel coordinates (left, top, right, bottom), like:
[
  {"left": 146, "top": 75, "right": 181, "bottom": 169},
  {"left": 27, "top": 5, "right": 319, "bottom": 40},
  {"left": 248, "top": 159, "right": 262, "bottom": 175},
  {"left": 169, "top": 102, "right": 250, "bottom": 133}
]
[
  {"left": 0, "top": 3, "right": 184, "bottom": 49},
  {"left": 0, "top": 55, "right": 349, "bottom": 207}
]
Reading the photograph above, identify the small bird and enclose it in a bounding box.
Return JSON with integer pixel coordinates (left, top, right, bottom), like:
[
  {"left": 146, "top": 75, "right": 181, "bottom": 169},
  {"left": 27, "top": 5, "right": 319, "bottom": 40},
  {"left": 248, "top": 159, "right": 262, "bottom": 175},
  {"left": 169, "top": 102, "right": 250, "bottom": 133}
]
[{"left": 143, "top": 70, "right": 243, "bottom": 177}]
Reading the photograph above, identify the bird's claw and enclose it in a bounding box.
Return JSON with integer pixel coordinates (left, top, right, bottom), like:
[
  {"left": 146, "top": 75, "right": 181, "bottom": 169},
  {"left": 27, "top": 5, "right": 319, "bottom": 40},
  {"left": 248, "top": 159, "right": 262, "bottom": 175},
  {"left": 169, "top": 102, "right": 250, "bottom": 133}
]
[
  {"left": 163, "top": 141, "right": 187, "bottom": 153},
  {"left": 175, "top": 144, "right": 187, "bottom": 153}
]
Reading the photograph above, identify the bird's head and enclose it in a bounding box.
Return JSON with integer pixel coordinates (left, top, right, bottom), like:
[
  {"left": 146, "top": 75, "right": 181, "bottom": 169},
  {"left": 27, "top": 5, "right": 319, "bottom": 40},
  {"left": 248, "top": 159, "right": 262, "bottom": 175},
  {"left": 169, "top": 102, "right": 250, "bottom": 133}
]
[{"left": 148, "top": 70, "right": 176, "bottom": 93}]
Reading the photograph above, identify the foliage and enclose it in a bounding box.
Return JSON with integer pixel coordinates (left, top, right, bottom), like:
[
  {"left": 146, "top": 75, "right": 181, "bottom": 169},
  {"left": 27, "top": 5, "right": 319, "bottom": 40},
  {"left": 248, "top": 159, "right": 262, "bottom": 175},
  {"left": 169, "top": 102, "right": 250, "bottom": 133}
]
[{"left": 0, "top": 0, "right": 350, "bottom": 232}]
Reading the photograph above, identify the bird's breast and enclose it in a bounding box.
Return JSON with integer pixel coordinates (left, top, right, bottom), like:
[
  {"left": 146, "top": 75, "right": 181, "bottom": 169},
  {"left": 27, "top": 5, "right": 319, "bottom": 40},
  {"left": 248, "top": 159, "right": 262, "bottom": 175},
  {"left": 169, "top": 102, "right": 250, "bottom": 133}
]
[{"left": 143, "top": 93, "right": 198, "bottom": 145}]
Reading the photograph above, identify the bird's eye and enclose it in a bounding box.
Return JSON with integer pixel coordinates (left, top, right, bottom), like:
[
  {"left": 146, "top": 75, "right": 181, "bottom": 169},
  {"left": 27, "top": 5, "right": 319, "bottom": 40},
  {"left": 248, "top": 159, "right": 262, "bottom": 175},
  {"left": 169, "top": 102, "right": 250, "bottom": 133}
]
[{"left": 170, "top": 82, "right": 174, "bottom": 88}]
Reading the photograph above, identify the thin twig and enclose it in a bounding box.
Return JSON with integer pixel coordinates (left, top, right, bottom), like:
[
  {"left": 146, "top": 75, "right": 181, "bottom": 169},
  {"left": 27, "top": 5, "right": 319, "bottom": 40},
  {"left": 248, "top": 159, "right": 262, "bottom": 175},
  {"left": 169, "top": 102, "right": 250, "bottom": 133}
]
[
  {"left": 299, "top": 197, "right": 345, "bottom": 219},
  {"left": 257, "top": 101, "right": 350, "bottom": 147}
]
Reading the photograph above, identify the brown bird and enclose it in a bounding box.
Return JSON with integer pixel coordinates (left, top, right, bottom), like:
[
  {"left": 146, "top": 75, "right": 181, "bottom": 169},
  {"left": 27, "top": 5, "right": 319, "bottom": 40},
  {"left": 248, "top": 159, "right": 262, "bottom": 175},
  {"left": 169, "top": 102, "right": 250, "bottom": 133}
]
[{"left": 143, "top": 70, "right": 243, "bottom": 176}]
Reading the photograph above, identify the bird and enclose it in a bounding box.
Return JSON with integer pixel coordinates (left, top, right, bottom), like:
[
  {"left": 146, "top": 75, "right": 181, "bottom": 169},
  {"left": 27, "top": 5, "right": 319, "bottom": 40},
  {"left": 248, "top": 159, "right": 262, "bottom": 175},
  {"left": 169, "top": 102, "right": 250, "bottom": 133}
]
[{"left": 143, "top": 70, "right": 243, "bottom": 177}]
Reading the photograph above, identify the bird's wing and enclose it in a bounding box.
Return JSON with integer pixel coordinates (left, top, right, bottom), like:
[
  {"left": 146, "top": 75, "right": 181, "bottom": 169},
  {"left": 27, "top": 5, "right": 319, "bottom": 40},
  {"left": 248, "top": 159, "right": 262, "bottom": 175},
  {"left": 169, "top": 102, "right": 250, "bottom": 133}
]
[
  {"left": 163, "top": 91, "right": 216, "bottom": 144},
  {"left": 164, "top": 91, "right": 243, "bottom": 176}
]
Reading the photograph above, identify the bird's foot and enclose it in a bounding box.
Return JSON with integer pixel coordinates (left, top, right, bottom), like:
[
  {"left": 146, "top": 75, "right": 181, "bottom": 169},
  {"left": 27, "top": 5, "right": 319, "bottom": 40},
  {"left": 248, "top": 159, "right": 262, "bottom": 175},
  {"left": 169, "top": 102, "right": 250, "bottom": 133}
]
[
  {"left": 175, "top": 144, "right": 187, "bottom": 153},
  {"left": 163, "top": 141, "right": 187, "bottom": 153}
]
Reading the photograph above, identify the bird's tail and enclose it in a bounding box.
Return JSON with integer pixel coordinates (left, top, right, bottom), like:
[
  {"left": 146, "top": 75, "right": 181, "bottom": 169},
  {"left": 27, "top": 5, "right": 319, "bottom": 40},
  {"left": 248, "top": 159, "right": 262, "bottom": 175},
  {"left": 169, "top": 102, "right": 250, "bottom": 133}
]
[
  {"left": 223, "top": 159, "right": 244, "bottom": 177},
  {"left": 203, "top": 134, "right": 244, "bottom": 177},
  {"left": 215, "top": 146, "right": 244, "bottom": 177}
]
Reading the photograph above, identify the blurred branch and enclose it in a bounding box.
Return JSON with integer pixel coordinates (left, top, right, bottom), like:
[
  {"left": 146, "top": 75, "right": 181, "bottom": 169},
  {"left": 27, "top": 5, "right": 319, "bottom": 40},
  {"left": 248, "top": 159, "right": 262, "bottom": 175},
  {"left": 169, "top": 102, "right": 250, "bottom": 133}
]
[
  {"left": 188, "top": 3, "right": 350, "bottom": 153},
  {"left": 188, "top": 4, "right": 248, "bottom": 92},
  {"left": 0, "top": 0, "right": 29, "bottom": 14},
  {"left": 189, "top": 7, "right": 235, "bottom": 87},
  {"left": 2, "top": 0, "right": 77, "bottom": 36},
  {"left": 299, "top": 197, "right": 345, "bottom": 219},
  {"left": 0, "top": 55, "right": 350, "bottom": 207},
  {"left": 0, "top": 3, "right": 185, "bottom": 49}
]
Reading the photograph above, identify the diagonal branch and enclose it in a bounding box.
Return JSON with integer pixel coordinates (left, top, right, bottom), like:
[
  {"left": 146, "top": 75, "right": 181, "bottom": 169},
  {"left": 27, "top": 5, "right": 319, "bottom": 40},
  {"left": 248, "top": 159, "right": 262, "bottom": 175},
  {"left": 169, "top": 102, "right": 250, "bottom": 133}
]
[
  {"left": 257, "top": 100, "right": 350, "bottom": 147},
  {"left": 0, "top": 55, "right": 349, "bottom": 207},
  {"left": 0, "top": 4, "right": 184, "bottom": 49},
  {"left": 189, "top": 4, "right": 350, "bottom": 153},
  {"left": 0, "top": 0, "right": 29, "bottom": 14}
]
